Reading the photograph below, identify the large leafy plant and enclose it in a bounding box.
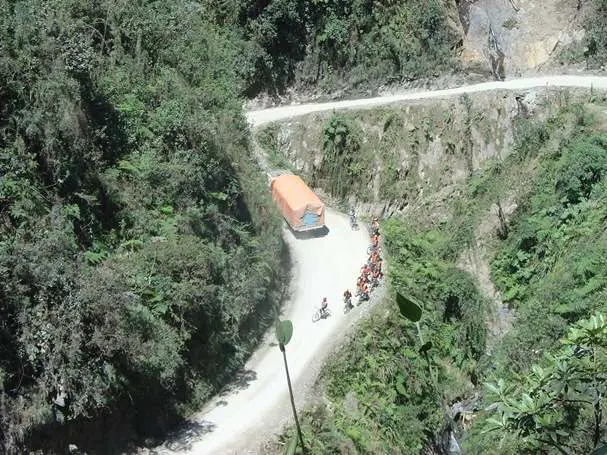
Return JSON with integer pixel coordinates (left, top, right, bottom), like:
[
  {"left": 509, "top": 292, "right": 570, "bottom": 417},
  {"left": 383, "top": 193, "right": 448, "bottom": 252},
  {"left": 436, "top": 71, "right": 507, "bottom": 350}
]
[{"left": 484, "top": 314, "right": 607, "bottom": 454}]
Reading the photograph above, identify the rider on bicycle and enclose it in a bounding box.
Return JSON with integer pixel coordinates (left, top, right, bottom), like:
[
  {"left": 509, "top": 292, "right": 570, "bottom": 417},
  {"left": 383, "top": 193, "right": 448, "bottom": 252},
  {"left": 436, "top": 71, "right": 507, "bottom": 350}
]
[
  {"left": 344, "top": 289, "right": 352, "bottom": 302},
  {"left": 371, "top": 216, "right": 380, "bottom": 235},
  {"left": 360, "top": 282, "right": 369, "bottom": 300},
  {"left": 321, "top": 297, "right": 329, "bottom": 316},
  {"left": 343, "top": 289, "right": 353, "bottom": 310}
]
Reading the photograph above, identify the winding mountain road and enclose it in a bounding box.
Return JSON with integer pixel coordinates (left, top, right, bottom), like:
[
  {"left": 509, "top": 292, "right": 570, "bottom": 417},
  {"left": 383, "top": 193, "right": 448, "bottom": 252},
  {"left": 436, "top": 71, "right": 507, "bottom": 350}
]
[
  {"left": 247, "top": 75, "right": 607, "bottom": 126},
  {"left": 148, "top": 74, "right": 607, "bottom": 455}
]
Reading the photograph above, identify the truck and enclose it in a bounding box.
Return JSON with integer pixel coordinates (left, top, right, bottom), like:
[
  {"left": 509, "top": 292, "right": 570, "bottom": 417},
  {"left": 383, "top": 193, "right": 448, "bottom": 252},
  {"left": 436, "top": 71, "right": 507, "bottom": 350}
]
[{"left": 270, "top": 173, "right": 326, "bottom": 232}]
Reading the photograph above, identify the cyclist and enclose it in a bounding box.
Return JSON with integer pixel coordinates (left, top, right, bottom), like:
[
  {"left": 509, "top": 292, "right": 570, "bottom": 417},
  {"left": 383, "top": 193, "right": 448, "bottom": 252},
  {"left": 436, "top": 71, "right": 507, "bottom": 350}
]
[
  {"left": 343, "top": 290, "right": 353, "bottom": 311},
  {"left": 320, "top": 297, "right": 329, "bottom": 316},
  {"left": 360, "top": 282, "right": 370, "bottom": 301},
  {"left": 371, "top": 216, "right": 380, "bottom": 235},
  {"left": 349, "top": 208, "right": 358, "bottom": 229}
]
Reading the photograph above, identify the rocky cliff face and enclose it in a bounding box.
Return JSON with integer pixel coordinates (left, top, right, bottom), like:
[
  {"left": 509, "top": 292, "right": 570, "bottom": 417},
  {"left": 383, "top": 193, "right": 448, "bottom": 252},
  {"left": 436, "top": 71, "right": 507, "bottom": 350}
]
[
  {"left": 459, "top": 0, "right": 587, "bottom": 77},
  {"left": 257, "top": 88, "right": 588, "bottom": 217}
]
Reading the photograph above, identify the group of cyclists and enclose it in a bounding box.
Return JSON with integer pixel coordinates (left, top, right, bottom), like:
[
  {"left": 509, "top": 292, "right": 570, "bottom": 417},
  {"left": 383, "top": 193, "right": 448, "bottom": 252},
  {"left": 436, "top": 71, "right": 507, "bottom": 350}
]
[
  {"left": 343, "top": 215, "right": 383, "bottom": 313},
  {"left": 316, "top": 213, "right": 384, "bottom": 320}
]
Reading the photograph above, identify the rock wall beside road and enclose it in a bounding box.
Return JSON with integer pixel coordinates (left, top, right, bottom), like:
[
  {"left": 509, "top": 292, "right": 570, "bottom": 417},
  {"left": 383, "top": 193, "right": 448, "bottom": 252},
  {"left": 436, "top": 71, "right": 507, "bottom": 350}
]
[{"left": 460, "top": 0, "right": 587, "bottom": 77}]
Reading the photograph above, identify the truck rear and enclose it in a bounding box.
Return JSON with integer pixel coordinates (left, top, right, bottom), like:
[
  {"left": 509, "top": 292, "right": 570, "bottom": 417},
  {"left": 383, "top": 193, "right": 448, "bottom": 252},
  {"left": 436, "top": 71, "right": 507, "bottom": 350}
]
[{"left": 270, "top": 174, "right": 326, "bottom": 232}]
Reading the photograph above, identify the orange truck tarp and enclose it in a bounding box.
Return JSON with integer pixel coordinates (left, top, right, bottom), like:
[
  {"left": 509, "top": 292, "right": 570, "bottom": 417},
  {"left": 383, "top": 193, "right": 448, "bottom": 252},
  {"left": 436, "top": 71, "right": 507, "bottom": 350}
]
[{"left": 271, "top": 174, "right": 325, "bottom": 230}]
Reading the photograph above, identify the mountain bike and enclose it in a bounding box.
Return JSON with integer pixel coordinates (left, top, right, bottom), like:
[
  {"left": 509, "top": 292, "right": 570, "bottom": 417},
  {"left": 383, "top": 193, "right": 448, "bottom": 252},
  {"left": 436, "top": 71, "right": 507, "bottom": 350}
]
[{"left": 312, "top": 307, "right": 331, "bottom": 322}]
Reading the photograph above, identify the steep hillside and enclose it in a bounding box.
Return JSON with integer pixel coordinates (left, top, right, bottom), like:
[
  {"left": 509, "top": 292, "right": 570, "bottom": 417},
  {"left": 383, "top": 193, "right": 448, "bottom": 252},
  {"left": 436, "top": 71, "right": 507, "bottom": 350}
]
[
  {"left": 256, "top": 87, "right": 587, "bottom": 216},
  {"left": 460, "top": 0, "right": 586, "bottom": 77},
  {"left": 2, "top": 0, "right": 607, "bottom": 453},
  {"left": 0, "top": 1, "right": 285, "bottom": 453},
  {"left": 265, "top": 89, "right": 607, "bottom": 454},
  {"left": 239, "top": 0, "right": 464, "bottom": 98}
]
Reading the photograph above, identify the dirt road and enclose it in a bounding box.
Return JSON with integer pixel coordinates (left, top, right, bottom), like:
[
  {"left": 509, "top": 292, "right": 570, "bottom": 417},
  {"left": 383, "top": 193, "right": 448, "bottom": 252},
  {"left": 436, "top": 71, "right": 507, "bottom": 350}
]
[
  {"left": 246, "top": 75, "right": 607, "bottom": 126},
  {"left": 150, "top": 209, "right": 370, "bottom": 455},
  {"left": 149, "top": 74, "right": 607, "bottom": 455}
]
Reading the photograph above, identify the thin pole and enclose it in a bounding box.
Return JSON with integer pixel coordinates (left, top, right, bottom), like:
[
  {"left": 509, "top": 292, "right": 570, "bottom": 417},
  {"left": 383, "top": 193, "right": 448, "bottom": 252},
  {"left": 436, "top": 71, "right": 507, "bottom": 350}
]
[
  {"left": 416, "top": 321, "right": 424, "bottom": 344},
  {"left": 417, "top": 321, "right": 438, "bottom": 391},
  {"left": 281, "top": 346, "right": 306, "bottom": 453}
]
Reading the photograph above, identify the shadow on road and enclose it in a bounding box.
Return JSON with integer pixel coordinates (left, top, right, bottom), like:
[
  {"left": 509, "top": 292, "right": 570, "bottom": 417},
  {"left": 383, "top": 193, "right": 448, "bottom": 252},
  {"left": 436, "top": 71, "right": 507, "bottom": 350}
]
[
  {"left": 158, "top": 420, "right": 216, "bottom": 452},
  {"left": 145, "top": 370, "right": 258, "bottom": 453},
  {"left": 288, "top": 225, "right": 330, "bottom": 240},
  {"left": 218, "top": 369, "right": 258, "bottom": 398}
]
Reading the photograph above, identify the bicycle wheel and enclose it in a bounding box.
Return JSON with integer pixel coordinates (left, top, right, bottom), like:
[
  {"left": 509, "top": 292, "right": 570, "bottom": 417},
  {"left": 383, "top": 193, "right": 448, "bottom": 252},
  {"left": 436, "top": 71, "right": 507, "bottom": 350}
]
[{"left": 312, "top": 310, "right": 321, "bottom": 323}]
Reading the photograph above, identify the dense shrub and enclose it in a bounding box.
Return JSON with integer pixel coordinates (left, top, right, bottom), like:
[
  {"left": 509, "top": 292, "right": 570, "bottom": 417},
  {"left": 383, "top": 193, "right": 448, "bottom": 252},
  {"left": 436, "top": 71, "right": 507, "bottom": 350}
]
[
  {"left": 0, "top": 1, "right": 284, "bottom": 452},
  {"left": 234, "top": 0, "right": 461, "bottom": 94}
]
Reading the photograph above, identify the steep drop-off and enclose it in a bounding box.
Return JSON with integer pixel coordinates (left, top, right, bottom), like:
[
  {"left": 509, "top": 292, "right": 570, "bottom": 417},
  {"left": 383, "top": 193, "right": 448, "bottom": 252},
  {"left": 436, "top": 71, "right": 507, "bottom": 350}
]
[{"left": 261, "top": 87, "right": 607, "bottom": 454}]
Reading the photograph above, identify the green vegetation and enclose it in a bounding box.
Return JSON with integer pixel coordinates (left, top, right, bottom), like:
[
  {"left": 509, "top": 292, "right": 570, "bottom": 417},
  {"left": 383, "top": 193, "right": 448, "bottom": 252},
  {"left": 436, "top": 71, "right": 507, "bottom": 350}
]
[
  {"left": 492, "top": 133, "right": 607, "bottom": 321},
  {"left": 464, "top": 118, "right": 607, "bottom": 453},
  {"left": 483, "top": 314, "right": 607, "bottom": 454},
  {"left": 276, "top": 100, "right": 607, "bottom": 453},
  {"left": 226, "top": 0, "right": 462, "bottom": 94},
  {"left": 584, "top": 0, "right": 607, "bottom": 67},
  {"left": 256, "top": 124, "right": 295, "bottom": 170},
  {"left": 0, "top": 1, "right": 288, "bottom": 452},
  {"left": 317, "top": 114, "right": 368, "bottom": 198},
  {"left": 298, "top": 0, "right": 461, "bottom": 91},
  {"left": 559, "top": 0, "right": 607, "bottom": 67},
  {"left": 186, "top": 0, "right": 461, "bottom": 95},
  {"left": 502, "top": 17, "right": 519, "bottom": 30}
]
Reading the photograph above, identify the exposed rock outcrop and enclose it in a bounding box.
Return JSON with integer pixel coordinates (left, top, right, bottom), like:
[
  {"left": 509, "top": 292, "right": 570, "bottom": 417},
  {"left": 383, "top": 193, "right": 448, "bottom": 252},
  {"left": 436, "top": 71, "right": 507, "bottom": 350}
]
[{"left": 459, "top": 0, "right": 586, "bottom": 77}]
